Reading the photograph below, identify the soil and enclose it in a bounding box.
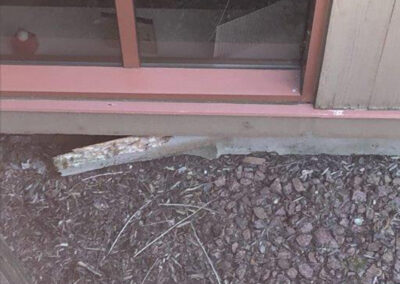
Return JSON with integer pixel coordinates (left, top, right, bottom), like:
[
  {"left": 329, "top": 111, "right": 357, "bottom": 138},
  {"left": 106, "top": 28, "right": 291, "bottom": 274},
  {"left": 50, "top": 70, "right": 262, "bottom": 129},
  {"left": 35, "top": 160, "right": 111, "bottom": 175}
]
[{"left": 1, "top": 135, "right": 400, "bottom": 283}]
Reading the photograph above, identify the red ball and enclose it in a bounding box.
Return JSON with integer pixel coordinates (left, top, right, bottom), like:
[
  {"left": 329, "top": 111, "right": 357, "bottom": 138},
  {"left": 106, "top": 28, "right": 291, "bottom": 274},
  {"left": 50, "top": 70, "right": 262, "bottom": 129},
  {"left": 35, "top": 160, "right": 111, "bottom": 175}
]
[{"left": 11, "top": 29, "right": 39, "bottom": 58}]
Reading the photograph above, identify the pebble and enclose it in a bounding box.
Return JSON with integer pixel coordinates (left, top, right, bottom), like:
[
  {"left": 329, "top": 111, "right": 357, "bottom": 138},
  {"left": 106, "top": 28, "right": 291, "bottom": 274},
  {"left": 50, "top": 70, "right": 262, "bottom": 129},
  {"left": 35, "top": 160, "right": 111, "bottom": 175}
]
[
  {"left": 314, "top": 228, "right": 339, "bottom": 248},
  {"left": 287, "top": 268, "right": 298, "bottom": 279},
  {"left": 354, "top": 217, "right": 364, "bottom": 226},
  {"left": 352, "top": 190, "right": 367, "bottom": 203},
  {"left": 270, "top": 178, "right": 282, "bottom": 194},
  {"left": 236, "top": 265, "right": 247, "bottom": 280},
  {"left": 300, "top": 222, "right": 313, "bottom": 234},
  {"left": 296, "top": 234, "right": 313, "bottom": 247},
  {"left": 214, "top": 176, "right": 226, "bottom": 187},
  {"left": 292, "top": 178, "right": 306, "bottom": 192},
  {"left": 299, "top": 263, "right": 314, "bottom": 279},
  {"left": 253, "top": 207, "right": 268, "bottom": 219}
]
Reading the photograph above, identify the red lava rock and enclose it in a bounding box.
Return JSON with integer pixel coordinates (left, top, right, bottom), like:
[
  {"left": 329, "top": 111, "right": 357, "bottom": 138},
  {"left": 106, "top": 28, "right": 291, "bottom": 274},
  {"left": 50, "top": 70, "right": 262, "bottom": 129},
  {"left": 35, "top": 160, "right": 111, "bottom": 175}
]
[
  {"left": 393, "top": 177, "right": 400, "bottom": 186},
  {"left": 253, "top": 207, "right": 268, "bottom": 219},
  {"left": 300, "top": 222, "right": 313, "bottom": 234},
  {"left": 240, "top": 178, "right": 252, "bottom": 186},
  {"left": 363, "top": 264, "right": 382, "bottom": 283},
  {"left": 287, "top": 267, "right": 298, "bottom": 279},
  {"left": 296, "top": 234, "right": 312, "bottom": 247},
  {"left": 214, "top": 176, "right": 226, "bottom": 187},
  {"left": 352, "top": 190, "right": 367, "bottom": 203},
  {"left": 314, "top": 228, "right": 338, "bottom": 249},
  {"left": 278, "top": 259, "right": 290, "bottom": 270},
  {"left": 270, "top": 178, "right": 282, "bottom": 194},
  {"left": 254, "top": 170, "right": 265, "bottom": 181},
  {"left": 298, "top": 263, "right": 314, "bottom": 279},
  {"left": 236, "top": 265, "right": 247, "bottom": 280},
  {"left": 292, "top": 178, "right": 306, "bottom": 192},
  {"left": 242, "top": 229, "right": 251, "bottom": 241}
]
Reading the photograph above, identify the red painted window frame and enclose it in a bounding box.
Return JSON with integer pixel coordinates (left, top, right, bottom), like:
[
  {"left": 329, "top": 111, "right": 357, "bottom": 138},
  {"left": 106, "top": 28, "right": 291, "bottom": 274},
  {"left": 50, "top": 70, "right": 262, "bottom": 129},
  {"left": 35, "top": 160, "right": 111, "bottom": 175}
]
[{"left": 0, "top": 0, "right": 331, "bottom": 103}]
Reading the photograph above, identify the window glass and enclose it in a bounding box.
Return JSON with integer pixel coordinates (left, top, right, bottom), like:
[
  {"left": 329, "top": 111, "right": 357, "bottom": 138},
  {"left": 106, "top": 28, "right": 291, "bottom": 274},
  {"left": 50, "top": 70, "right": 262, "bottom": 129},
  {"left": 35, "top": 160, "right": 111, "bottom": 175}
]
[
  {"left": 134, "top": 0, "right": 312, "bottom": 68},
  {"left": 0, "top": 0, "right": 122, "bottom": 65}
]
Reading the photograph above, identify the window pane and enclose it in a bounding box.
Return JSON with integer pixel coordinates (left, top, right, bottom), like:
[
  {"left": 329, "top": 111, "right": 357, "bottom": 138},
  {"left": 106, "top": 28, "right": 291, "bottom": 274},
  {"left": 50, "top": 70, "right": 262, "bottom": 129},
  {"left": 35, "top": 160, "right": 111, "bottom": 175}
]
[
  {"left": 0, "top": 0, "right": 122, "bottom": 65},
  {"left": 135, "top": 0, "right": 312, "bottom": 68}
]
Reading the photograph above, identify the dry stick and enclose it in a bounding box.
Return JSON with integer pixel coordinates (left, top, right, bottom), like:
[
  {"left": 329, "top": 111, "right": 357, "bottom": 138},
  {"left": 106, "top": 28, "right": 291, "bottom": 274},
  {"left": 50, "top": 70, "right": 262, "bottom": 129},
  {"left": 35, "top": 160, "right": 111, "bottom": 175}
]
[
  {"left": 159, "top": 203, "right": 217, "bottom": 213},
  {"left": 77, "top": 261, "right": 102, "bottom": 277},
  {"left": 81, "top": 171, "right": 124, "bottom": 182},
  {"left": 134, "top": 199, "right": 216, "bottom": 258},
  {"left": 106, "top": 200, "right": 152, "bottom": 256},
  {"left": 141, "top": 258, "right": 159, "bottom": 284},
  {"left": 191, "top": 223, "right": 222, "bottom": 284}
]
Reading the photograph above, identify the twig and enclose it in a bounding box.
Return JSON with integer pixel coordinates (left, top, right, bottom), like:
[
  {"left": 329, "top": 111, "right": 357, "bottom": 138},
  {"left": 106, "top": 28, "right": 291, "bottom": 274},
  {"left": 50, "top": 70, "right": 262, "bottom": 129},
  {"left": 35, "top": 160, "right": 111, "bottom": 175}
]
[
  {"left": 106, "top": 200, "right": 152, "bottom": 256},
  {"left": 134, "top": 199, "right": 216, "bottom": 258},
  {"left": 191, "top": 223, "right": 222, "bottom": 284},
  {"left": 77, "top": 261, "right": 102, "bottom": 277},
  {"left": 159, "top": 203, "right": 217, "bottom": 213},
  {"left": 141, "top": 258, "right": 159, "bottom": 284},
  {"left": 82, "top": 171, "right": 124, "bottom": 182},
  {"left": 181, "top": 183, "right": 209, "bottom": 193}
]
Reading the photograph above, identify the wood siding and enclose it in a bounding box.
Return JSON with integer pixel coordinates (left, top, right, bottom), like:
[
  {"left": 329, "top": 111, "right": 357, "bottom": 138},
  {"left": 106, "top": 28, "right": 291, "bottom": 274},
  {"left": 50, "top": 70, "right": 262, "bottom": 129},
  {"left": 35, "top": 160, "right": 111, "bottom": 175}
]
[{"left": 316, "top": 0, "right": 400, "bottom": 109}]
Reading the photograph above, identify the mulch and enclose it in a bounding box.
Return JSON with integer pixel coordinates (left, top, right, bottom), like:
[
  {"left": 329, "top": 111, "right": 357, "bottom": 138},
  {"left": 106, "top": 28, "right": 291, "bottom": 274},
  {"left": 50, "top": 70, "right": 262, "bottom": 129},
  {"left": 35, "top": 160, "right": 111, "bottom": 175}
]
[{"left": 0, "top": 135, "right": 399, "bottom": 283}]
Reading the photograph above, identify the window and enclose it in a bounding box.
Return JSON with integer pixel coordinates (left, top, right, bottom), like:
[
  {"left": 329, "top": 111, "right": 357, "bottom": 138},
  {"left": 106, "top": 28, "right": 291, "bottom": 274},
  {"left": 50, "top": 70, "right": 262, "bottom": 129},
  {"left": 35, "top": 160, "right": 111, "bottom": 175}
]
[
  {"left": 0, "top": 0, "right": 122, "bottom": 65},
  {"left": 0, "top": 0, "right": 331, "bottom": 103},
  {"left": 135, "top": 0, "right": 312, "bottom": 69}
]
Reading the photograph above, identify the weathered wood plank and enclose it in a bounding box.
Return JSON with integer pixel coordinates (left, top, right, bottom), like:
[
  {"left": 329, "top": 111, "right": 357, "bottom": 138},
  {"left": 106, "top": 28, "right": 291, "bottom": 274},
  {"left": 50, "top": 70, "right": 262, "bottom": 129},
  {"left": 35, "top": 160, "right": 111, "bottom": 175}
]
[
  {"left": 369, "top": 0, "right": 400, "bottom": 109},
  {"left": 53, "top": 136, "right": 220, "bottom": 176},
  {"left": 316, "top": 0, "right": 396, "bottom": 109},
  {"left": 0, "top": 236, "right": 31, "bottom": 284}
]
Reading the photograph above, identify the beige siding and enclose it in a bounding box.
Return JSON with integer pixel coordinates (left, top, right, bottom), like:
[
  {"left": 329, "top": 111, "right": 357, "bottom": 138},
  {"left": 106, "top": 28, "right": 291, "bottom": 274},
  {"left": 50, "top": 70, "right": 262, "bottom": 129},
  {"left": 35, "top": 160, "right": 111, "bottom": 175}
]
[
  {"left": 316, "top": 0, "right": 400, "bottom": 109},
  {"left": 370, "top": 0, "right": 400, "bottom": 108}
]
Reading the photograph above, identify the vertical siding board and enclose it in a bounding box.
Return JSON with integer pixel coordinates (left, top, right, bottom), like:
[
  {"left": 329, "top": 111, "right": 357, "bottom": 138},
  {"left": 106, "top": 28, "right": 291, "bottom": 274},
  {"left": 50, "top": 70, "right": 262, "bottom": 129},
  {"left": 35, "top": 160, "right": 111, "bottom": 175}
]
[
  {"left": 369, "top": 0, "right": 400, "bottom": 109},
  {"left": 316, "top": 0, "right": 395, "bottom": 109}
]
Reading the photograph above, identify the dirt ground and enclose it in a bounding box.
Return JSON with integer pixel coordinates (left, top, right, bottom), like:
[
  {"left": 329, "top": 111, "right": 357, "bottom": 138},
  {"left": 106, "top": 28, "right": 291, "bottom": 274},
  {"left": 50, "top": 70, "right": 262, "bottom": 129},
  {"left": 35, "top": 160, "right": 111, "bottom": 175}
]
[{"left": 0, "top": 135, "right": 400, "bottom": 284}]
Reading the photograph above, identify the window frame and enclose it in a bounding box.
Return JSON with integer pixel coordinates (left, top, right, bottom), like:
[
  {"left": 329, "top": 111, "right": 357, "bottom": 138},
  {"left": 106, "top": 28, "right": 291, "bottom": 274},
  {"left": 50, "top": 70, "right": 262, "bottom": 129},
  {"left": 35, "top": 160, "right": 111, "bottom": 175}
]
[{"left": 0, "top": 0, "right": 332, "bottom": 103}]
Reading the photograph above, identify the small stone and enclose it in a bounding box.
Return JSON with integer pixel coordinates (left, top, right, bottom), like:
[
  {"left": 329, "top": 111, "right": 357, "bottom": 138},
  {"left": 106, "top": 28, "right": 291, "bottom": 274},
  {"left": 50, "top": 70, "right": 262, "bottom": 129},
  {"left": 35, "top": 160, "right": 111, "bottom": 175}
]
[
  {"left": 270, "top": 178, "right": 282, "bottom": 194},
  {"left": 240, "top": 178, "right": 252, "bottom": 186},
  {"left": 278, "top": 249, "right": 291, "bottom": 259},
  {"left": 298, "top": 263, "right": 313, "bottom": 279},
  {"left": 296, "top": 234, "right": 312, "bottom": 247},
  {"left": 283, "top": 183, "right": 293, "bottom": 195},
  {"left": 235, "top": 217, "right": 248, "bottom": 230},
  {"left": 253, "top": 207, "right": 268, "bottom": 219},
  {"left": 314, "top": 228, "right": 338, "bottom": 248},
  {"left": 242, "top": 229, "right": 251, "bottom": 241},
  {"left": 363, "top": 264, "right": 382, "bottom": 283},
  {"left": 300, "top": 222, "right": 313, "bottom": 234},
  {"left": 377, "top": 185, "right": 391, "bottom": 197},
  {"left": 287, "top": 268, "right": 298, "bottom": 279},
  {"left": 259, "top": 243, "right": 266, "bottom": 254},
  {"left": 232, "top": 242, "right": 239, "bottom": 253},
  {"left": 275, "top": 207, "right": 286, "bottom": 216},
  {"left": 352, "top": 190, "right": 367, "bottom": 203},
  {"left": 354, "top": 217, "right": 364, "bottom": 226},
  {"left": 292, "top": 178, "right": 306, "bottom": 192},
  {"left": 393, "top": 177, "right": 400, "bottom": 186},
  {"left": 214, "top": 176, "right": 226, "bottom": 187},
  {"left": 254, "top": 170, "right": 265, "bottom": 181},
  {"left": 262, "top": 270, "right": 271, "bottom": 281},
  {"left": 278, "top": 259, "right": 290, "bottom": 270},
  {"left": 242, "top": 156, "right": 266, "bottom": 165},
  {"left": 382, "top": 251, "right": 393, "bottom": 263},
  {"left": 236, "top": 265, "right": 247, "bottom": 280},
  {"left": 253, "top": 220, "right": 267, "bottom": 229},
  {"left": 353, "top": 176, "right": 363, "bottom": 186}
]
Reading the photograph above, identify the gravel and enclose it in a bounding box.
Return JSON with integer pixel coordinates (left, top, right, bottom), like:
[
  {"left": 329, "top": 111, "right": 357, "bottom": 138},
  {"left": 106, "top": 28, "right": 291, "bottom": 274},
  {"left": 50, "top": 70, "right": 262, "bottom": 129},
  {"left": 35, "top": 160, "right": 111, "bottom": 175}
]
[{"left": 1, "top": 135, "right": 400, "bottom": 283}]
